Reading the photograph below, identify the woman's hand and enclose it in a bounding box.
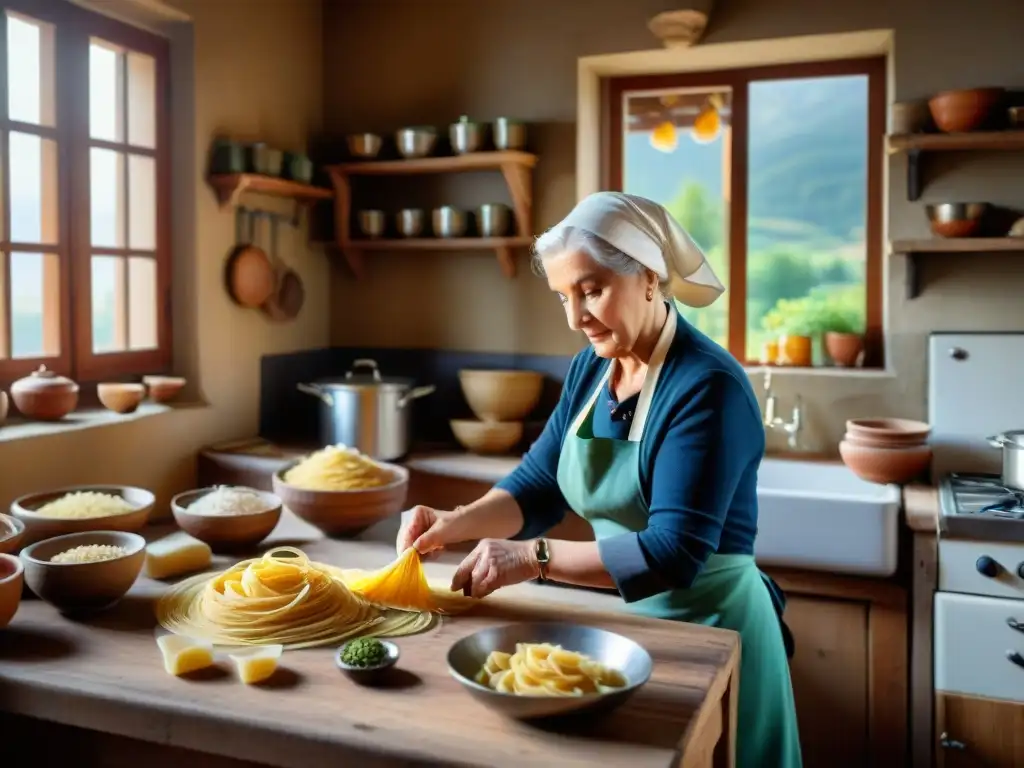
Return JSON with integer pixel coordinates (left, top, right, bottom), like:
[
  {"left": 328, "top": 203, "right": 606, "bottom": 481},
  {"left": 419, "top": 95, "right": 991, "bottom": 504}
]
[
  {"left": 396, "top": 505, "right": 468, "bottom": 556},
  {"left": 451, "top": 539, "right": 540, "bottom": 598}
]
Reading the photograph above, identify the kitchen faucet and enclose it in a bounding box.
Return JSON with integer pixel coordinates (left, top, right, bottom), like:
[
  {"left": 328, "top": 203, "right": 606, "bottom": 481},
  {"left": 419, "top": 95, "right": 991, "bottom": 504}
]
[{"left": 762, "top": 370, "right": 803, "bottom": 450}]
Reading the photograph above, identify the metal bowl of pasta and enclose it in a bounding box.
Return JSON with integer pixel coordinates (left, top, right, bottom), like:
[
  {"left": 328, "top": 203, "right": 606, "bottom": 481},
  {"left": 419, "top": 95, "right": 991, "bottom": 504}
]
[{"left": 446, "top": 621, "right": 653, "bottom": 720}]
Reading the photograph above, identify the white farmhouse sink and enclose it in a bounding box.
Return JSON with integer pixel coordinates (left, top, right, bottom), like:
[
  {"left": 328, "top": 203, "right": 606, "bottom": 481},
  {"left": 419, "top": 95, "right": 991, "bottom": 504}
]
[{"left": 754, "top": 458, "right": 900, "bottom": 577}]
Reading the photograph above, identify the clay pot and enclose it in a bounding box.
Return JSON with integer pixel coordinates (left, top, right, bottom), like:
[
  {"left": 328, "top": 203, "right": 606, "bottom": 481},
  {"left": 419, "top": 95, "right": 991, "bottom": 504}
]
[
  {"left": 825, "top": 332, "right": 864, "bottom": 367},
  {"left": 776, "top": 335, "right": 812, "bottom": 367},
  {"left": 928, "top": 88, "right": 1004, "bottom": 133},
  {"left": 10, "top": 365, "right": 79, "bottom": 421}
]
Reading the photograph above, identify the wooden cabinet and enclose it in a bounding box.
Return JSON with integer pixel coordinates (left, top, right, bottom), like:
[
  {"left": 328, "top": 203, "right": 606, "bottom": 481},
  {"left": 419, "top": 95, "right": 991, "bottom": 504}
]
[
  {"left": 786, "top": 596, "right": 870, "bottom": 768},
  {"left": 936, "top": 693, "right": 1024, "bottom": 767}
]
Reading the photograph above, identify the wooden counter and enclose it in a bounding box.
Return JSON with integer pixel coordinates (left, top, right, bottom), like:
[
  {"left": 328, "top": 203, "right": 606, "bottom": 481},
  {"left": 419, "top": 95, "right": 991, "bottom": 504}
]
[{"left": 0, "top": 516, "right": 739, "bottom": 768}]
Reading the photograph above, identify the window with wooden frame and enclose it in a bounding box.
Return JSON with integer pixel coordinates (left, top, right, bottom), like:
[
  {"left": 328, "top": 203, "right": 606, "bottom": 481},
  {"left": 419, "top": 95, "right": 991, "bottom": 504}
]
[
  {"left": 0, "top": 0, "right": 170, "bottom": 385},
  {"left": 604, "top": 58, "right": 885, "bottom": 367}
]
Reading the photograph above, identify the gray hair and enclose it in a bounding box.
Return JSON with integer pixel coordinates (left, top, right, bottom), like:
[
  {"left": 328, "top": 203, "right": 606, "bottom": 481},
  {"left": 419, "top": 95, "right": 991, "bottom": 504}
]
[{"left": 532, "top": 225, "right": 671, "bottom": 292}]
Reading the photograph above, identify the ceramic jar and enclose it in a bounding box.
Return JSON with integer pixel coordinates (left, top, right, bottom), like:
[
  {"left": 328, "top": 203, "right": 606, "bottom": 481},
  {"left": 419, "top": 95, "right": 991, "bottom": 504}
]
[{"left": 10, "top": 365, "right": 79, "bottom": 421}]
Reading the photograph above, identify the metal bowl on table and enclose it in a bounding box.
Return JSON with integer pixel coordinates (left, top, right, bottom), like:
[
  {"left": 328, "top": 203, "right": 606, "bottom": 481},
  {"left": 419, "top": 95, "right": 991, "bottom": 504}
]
[
  {"left": 475, "top": 203, "right": 511, "bottom": 237},
  {"left": 432, "top": 206, "right": 467, "bottom": 238},
  {"left": 493, "top": 117, "right": 526, "bottom": 150},
  {"left": 396, "top": 208, "right": 425, "bottom": 238},
  {"left": 447, "top": 621, "right": 653, "bottom": 720},
  {"left": 395, "top": 127, "right": 437, "bottom": 159},
  {"left": 450, "top": 116, "right": 485, "bottom": 154},
  {"left": 346, "top": 133, "right": 383, "bottom": 159},
  {"left": 357, "top": 209, "right": 386, "bottom": 239},
  {"left": 925, "top": 202, "right": 988, "bottom": 238}
]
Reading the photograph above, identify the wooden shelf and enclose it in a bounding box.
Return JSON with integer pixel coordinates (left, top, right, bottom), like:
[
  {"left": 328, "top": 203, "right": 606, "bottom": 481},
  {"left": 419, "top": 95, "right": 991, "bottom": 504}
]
[
  {"left": 887, "top": 130, "right": 1024, "bottom": 154},
  {"left": 886, "top": 130, "right": 1024, "bottom": 201},
  {"left": 207, "top": 174, "right": 334, "bottom": 210},
  {"left": 890, "top": 238, "right": 1024, "bottom": 299},
  {"left": 326, "top": 151, "right": 537, "bottom": 279},
  {"left": 338, "top": 236, "right": 533, "bottom": 279},
  {"left": 326, "top": 151, "right": 537, "bottom": 176}
]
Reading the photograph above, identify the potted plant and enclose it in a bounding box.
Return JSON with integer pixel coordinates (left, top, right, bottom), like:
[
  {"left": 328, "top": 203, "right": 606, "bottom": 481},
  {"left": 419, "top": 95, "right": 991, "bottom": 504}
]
[{"left": 818, "top": 308, "right": 865, "bottom": 367}]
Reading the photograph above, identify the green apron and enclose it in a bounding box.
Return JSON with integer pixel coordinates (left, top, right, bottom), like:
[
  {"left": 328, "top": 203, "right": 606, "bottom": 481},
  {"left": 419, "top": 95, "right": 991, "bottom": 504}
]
[{"left": 553, "top": 310, "right": 802, "bottom": 768}]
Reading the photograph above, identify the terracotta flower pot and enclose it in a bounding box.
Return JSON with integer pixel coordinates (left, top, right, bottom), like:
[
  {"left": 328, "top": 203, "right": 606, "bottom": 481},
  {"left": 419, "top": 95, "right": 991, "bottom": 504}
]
[{"left": 825, "top": 332, "right": 864, "bottom": 367}]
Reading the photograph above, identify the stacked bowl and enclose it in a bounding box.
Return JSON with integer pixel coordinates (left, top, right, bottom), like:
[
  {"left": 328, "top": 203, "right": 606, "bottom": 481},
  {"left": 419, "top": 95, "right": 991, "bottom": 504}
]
[
  {"left": 839, "top": 418, "right": 932, "bottom": 485},
  {"left": 451, "top": 370, "right": 544, "bottom": 455}
]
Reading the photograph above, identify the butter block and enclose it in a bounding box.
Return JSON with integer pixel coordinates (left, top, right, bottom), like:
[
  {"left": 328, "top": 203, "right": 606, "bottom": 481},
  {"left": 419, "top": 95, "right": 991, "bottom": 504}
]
[
  {"left": 157, "top": 634, "right": 215, "bottom": 676},
  {"left": 228, "top": 644, "right": 284, "bottom": 685},
  {"left": 145, "top": 531, "right": 212, "bottom": 579}
]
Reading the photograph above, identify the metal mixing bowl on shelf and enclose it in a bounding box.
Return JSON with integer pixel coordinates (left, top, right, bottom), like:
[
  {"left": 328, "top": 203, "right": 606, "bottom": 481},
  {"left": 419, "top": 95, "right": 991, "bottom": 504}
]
[
  {"left": 925, "top": 202, "right": 988, "bottom": 238},
  {"left": 395, "top": 127, "right": 437, "bottom": 159},
  {"left": 346, "top": 133, "right": 382, "bottom": 159},
  {"left": 447, "top": 621, "right": 653, "bottom": 720},
  {"left": 432, "top": 206, "right": 467, "bottom": 238}
]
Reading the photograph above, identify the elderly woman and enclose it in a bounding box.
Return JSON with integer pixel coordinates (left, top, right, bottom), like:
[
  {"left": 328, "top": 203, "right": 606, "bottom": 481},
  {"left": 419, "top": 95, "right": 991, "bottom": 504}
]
[{"left": 397, "top": 191, "right": 802, "bottom": 767}]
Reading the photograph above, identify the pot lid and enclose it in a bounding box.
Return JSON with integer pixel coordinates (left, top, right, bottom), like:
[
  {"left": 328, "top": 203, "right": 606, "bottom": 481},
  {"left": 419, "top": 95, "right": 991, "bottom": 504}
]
[
  {"left": 315, "top": 359, "right": 414, "bottom": 391},
  {"left": 11, "top": 365, "right": 79, "bottom": 393},
  {"left": 995, "top": 430, "right": 1024, "bottom": 447}
]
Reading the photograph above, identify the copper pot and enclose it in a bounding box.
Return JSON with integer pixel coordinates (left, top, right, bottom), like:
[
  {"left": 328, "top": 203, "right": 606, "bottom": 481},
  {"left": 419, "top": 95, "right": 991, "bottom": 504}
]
[{"left": 10, "top": 365, "right": 79, "bottom": 421}]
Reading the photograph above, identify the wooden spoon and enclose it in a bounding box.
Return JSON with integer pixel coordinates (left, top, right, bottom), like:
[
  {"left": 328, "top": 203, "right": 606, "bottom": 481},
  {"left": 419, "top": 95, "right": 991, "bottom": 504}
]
[
  {"left": 261, "top": 214, "right": 305, "bottom": 322},
  {"left": 225, "top": 207, "right": 275, "bottom": 308}
]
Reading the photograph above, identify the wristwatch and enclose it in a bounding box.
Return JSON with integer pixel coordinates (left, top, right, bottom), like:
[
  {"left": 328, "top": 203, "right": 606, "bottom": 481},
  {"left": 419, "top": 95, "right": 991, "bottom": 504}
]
[{"left": 534, "top": 538, "right": 550, "bottom": 582}]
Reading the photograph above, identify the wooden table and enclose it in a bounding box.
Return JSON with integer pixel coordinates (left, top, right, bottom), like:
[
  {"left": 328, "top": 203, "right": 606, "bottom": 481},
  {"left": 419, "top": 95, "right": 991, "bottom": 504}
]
[{"left": 0, "top": 515, "right": 740, "bottom": 768}]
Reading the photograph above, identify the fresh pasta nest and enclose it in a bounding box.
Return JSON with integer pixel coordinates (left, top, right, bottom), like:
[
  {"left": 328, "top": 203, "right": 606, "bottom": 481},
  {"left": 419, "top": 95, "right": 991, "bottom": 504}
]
[
  {"left": 155, "top": 547, "right": 475, "bottom": 650},
  {"left": 475, "top": 643, "right": 628, "bottom": 697},
  {"left": 156, "top": 547, "right": 434, "bottom": 649}
]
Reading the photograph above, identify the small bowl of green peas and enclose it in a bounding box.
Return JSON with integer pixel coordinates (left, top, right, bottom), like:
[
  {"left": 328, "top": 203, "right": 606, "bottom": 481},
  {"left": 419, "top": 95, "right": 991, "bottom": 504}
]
[{"left": 335, "top": 637, "right": 400, "bottom": 683}]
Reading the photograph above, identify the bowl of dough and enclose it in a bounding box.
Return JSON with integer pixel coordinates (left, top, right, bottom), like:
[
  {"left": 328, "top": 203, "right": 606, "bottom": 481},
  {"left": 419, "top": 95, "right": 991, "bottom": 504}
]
[
  {"left": 11, "top": 485, "right": 155, "bottom": 545},
  {"left": 272, "top": 445, "right": 409, "bottom": 537},
  {"left": 172, "top": 485, "right": 283, "bottom": 553}
]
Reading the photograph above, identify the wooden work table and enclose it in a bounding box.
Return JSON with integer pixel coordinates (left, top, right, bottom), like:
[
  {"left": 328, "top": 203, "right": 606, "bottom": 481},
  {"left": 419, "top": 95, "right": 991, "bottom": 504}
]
[{"left": 0, "top": 514, "right": 740, "bottom": 768}]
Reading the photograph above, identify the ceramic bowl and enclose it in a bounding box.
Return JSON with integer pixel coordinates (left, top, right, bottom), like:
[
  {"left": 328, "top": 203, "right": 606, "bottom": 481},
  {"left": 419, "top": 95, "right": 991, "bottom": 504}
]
[
  {"left": 171, "top": 487, "right": 283, "bottom": 553},
  {"left": 20, "top": 531, "right": 146, "bottom": 614},
  {"left": 0, "top": 553, "right": 24, "bottom": 628},
  {"left": 447, "top": 622, "right": 652, "bottom": 720},
  {"left": 143, "top": 375, "right": 186, "bottom": 403},
  {"left": 845, "top": 418, "right": 931, "bottom": 446},
  {"left": 839, "top": 440, "right": 933, "bottom": 485},
  {"left": 0, "top": 514, "right": 26, "bottom": 555},
  {"left": 97, "top": 383, "right": 146, "bottom": 414},
  {"left": 450, "top": 419, "right": 523, "bottom": 455},
  {"left": 458, "top": 369, "right": 544, "bottom": 422},
  {"left": 335, "top": 639, "right": 400, "bottom": 684},
  {"left": 272, "top": 461, "right": 409, "bottom": 537},
  {"left": 11, "top": 485, "right": 155, "bottom": 546}
]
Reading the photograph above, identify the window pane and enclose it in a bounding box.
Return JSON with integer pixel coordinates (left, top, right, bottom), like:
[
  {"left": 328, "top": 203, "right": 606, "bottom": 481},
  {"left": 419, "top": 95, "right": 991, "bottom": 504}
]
[
  {"left": 7, "top": 13, "right": 55, "bottom": 126},
  {"left": 10, "top": 251, "right": 59, "bottom": 359},
  {"left": 10, "top": 132, "right": 59, "bottom": 244},
  {"left": 0, "top": 252, "right": 7, "bottom": 359},
  {"left": 127, "top": 52, "right": 156, "bottom": 148},
  {"left": 89, "top": 41, "right": 123, "bottom": 142},
  {"left": 746, "top": 75, "right": 869, "bottom": 363},
  {"left": 128, "top": 256, "right": 157, "bottom": 350},
  {"left": 90, "top": 148, "right": 125, "bottom": 248},
  {"left": 128, "top": 154, "right": 156, "bottom": 250},
  {"left": 92, "top": 255, "right": 126, "bottom": 353},
  {"left": 621, "top": 87, "right": 731, "bottom": 349}
]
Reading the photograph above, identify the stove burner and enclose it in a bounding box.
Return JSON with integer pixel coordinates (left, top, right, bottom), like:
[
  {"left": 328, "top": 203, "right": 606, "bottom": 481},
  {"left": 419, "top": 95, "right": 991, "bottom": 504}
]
[
  {"left": 940, "top": 473, "right": 1024, "bottom": 541},
  {"left": 979, "top": 492, "right": 1024, "bottom": 519}
]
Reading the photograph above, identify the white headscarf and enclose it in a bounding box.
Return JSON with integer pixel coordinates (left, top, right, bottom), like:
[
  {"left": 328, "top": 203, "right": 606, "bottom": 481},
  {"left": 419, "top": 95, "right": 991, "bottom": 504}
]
[{"left": 537, "top": 191, "right": 725, "bottom": 308}]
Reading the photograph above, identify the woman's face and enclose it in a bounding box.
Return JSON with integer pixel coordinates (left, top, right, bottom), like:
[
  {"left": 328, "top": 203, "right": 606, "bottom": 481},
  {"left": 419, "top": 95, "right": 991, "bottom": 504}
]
[{"left": 544, "top": 249, "right": 655, "bottom": 358}]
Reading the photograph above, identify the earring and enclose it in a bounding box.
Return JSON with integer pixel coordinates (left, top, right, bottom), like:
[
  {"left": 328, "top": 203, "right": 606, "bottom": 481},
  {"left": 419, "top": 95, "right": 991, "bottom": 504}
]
[{"left": 646, "top": 287, "right": 655, "bottom": 302}]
